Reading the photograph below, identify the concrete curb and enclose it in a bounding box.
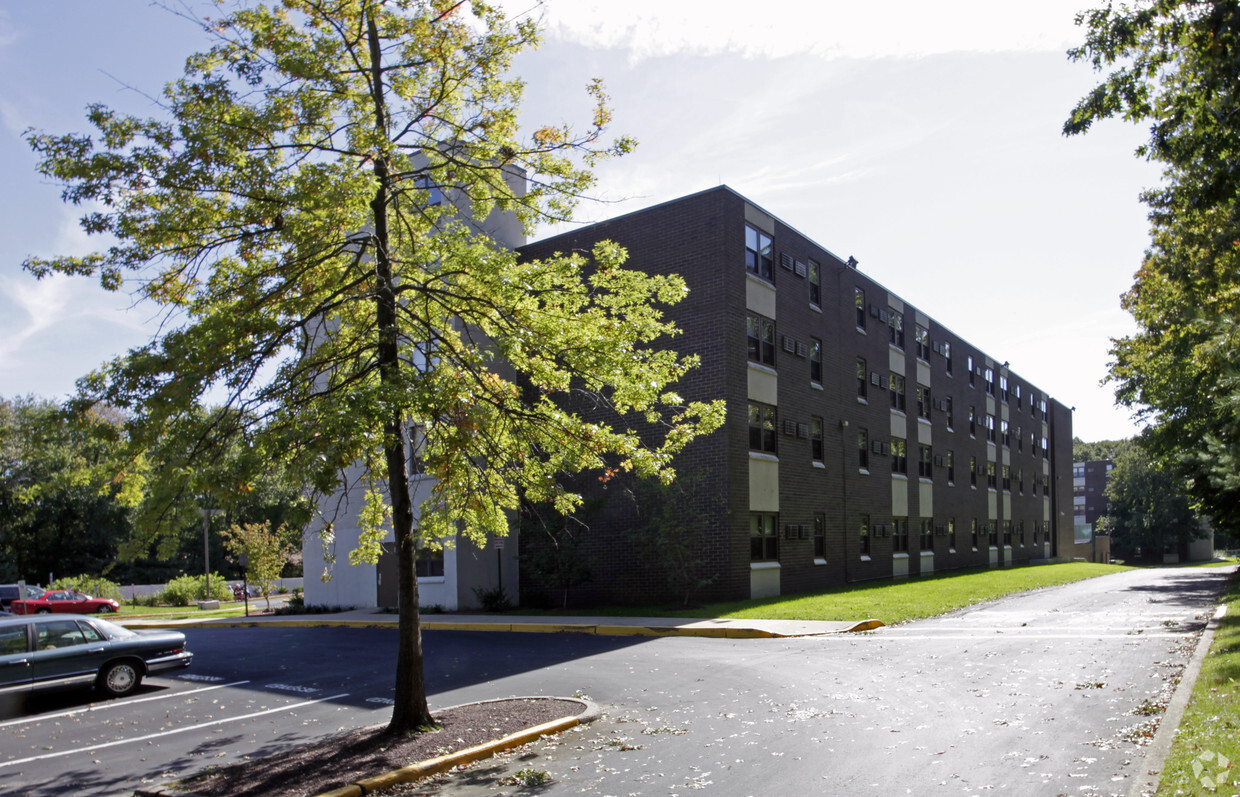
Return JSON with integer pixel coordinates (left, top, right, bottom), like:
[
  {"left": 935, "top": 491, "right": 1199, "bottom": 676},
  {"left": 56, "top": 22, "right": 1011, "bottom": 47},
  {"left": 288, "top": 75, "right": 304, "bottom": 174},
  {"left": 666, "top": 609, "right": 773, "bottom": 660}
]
[
  {"left": 125, "top": 616, "right": 884, "bottom": 638},
  {"left": 312, "top": 697, "right": 600, "bottom": 797},
  {"left": 1127, "top": 603, "right": 1229, "bottom": 797},
  {"left": 133, "top": 697, "right": 600, "bottom": 797}
]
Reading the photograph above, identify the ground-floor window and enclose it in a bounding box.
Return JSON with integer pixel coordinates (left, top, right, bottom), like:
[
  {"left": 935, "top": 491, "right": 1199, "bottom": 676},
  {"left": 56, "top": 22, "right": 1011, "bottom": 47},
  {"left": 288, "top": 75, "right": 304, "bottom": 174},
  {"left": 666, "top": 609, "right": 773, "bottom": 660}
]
[
  {"left": 750, "top": 512, "right": 779, "bottom": 561},
  {"left": 416, "top": 547, "right": 445, "bottom": 578}
]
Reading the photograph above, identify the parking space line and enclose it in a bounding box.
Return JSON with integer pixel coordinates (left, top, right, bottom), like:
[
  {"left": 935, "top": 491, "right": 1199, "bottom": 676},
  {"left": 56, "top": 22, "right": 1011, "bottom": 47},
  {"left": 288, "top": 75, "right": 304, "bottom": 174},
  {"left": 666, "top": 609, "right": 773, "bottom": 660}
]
[
  {"left": 0, "top": 681, "right": 251, "bottom": 730},
  {"left": 0, "top": 692, "right": 349, "bottom": 769}
]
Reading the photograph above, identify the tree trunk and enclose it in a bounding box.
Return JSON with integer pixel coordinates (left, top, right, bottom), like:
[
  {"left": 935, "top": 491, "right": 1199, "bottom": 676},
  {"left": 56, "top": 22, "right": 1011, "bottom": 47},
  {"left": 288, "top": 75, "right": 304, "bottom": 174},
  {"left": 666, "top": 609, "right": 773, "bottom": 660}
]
[{"left": 366, "top": 10, "right": 434, "bottom": 736}]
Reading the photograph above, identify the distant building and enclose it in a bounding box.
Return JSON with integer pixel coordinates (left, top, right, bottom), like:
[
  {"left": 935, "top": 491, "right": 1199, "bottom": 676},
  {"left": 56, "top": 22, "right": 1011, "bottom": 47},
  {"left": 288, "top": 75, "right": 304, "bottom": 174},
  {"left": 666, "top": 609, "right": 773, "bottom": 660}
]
[
  {"left": 1071, "top": 459, "right": 1114, "bottom": 563},
  {"left": 1073, "top": 458, "right": 1212, "bottom": 563}
]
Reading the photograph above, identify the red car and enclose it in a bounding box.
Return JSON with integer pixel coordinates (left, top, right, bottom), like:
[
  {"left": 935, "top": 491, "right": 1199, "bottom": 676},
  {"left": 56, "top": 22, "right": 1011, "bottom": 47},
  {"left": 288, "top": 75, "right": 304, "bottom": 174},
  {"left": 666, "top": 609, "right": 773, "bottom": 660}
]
[{"left": 11, "top": 590, "right": 121, "bottom": 615}]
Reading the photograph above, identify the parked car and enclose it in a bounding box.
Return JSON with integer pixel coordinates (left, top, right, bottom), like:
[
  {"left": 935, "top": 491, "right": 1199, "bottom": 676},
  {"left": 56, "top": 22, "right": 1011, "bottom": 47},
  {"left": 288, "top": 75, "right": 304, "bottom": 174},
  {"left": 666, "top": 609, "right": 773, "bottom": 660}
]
[
  {"left": 10, "top": 590, "right": 120, "bottom": 615},
  {"left": 0, "top": 584, "right": 45, "bottom": 611},
  {"left": 0, "top": 614, "right": 192, "bottom": 703}
]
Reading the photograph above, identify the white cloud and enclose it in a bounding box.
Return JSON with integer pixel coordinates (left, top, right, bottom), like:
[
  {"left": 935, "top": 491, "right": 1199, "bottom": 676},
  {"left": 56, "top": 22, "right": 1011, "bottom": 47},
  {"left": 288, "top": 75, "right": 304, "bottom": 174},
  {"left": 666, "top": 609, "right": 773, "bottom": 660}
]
[{"left": 532, "top": 0, "right": 1097, "bottom": 61}]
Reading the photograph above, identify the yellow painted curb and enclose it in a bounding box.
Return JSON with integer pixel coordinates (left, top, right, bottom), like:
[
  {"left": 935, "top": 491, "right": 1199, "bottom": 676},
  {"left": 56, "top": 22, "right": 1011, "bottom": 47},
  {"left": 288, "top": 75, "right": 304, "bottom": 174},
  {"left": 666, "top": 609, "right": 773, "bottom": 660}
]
[
  {"left": 845, "top": 619, "right": 885, "bottom": 632},
  {"left": 313, "top": 714, "right": 582, "bottom": 797}
]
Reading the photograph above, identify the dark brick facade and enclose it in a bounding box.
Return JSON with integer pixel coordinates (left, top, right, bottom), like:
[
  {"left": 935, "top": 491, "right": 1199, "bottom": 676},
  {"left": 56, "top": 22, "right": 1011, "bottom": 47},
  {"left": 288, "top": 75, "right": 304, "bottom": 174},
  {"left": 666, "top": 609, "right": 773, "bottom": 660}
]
[{"left": 517, "top": 186, "right": 1075, "bottom": 606}]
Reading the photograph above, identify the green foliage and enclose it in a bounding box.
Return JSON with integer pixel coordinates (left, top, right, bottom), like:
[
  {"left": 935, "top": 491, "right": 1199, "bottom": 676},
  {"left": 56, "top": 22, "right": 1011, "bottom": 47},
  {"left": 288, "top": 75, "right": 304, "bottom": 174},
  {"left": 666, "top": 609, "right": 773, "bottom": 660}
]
[
  {"left": 1066, "top": 1, "right": 1240, "bottom": 534},
  {"left": 24, "top": 0, "right": 722, "bottom": 733},
  {"left": 48, "top": 575, "right": 122, "bottom": 602},
  {"left": 0, "top": 395, "right": 144, "bottom": 583},
  {"left": 220, "top": 521, "right": 296, "bottom": 602},
  {"left": 1098, "top": 443, "right": 1210, "bottom": 560},
  {"left": 1072, "top": 437, "right": 1133, "bottom": 463},
  {"left": 163, "top": 573, "right": 232, "bottom": 606}
]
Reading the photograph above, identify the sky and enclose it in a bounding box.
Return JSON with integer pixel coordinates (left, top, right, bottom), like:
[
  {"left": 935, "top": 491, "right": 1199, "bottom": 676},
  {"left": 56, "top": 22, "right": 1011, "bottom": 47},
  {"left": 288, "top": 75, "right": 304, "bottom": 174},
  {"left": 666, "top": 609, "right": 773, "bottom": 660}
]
[{"left": 0, "top": 0, "right": 1160, "bottom": 442}]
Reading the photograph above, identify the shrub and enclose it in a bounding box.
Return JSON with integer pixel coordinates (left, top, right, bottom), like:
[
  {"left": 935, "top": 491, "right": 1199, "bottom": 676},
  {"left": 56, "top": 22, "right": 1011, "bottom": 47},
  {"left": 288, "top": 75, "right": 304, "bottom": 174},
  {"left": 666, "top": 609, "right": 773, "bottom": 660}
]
[
  {"left": 163, "top": 573, "right": 232, "bottom": 606},
  {"left": 132, "top": 591, "right": 164, "bottom": 607},
  {"left": 472, "top": 585, "right": 512, "bottom": 612},
  {"left": 50, "top": 575, "right": 122, "bottom": 602}
]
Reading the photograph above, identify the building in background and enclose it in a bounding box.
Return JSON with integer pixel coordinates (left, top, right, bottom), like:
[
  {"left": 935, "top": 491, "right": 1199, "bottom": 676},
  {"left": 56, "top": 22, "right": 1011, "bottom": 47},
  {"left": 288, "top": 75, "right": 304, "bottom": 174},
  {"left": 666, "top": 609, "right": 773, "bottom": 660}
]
[{"left": 518, "top": 186, "right": 1080, "bottom": 605}]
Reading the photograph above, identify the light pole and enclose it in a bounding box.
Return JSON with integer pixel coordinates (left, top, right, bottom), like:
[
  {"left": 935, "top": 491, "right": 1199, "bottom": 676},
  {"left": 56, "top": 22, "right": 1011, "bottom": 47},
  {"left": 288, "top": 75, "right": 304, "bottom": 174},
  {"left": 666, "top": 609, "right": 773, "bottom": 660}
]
[{"left": 199, "top": 508, "right": 223, "bottom": 601}]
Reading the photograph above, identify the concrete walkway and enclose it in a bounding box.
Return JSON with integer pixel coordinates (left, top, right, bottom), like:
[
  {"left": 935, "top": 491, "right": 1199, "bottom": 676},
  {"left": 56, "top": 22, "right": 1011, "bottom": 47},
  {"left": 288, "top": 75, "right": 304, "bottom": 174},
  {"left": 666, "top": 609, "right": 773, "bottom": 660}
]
[{"left": 122, "top": 608, "right": 883, "bottom": 638}]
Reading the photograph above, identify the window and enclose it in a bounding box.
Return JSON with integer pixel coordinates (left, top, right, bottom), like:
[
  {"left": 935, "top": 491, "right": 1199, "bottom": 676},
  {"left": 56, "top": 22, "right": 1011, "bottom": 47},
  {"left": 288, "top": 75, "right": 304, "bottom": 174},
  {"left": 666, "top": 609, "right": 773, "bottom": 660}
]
[
  {"left": 989, "top": 522, "right": 999, "bottom": 547},
  {"left": 1000, "top": 374, "right": 1009, "bottom": 402},
  {"left": 986, "top": 461, "right": 997, "bottom": 489},
  {"left": 944, "top": 395, "right": 954, "bottom": 429},
  {"left": 893, "top": 517, "right": 909, "bottom": 552},
  {"left": 947, "top": 518, "right": 957, "bottom": 549},
  {"left": 857, "top": 358, "right": 868, "bottom": 399},
  {"left": 888, "top": 309, "right": 904, "bottom": 349},
  {"left": 917, "top": 386, "right": 931, "bottom": 421},
  {"left": 811, "top": 417, "right": 824, "bottom": 462},
  {"left": 968, "top": 355, "right": 976, "bottom": 387},
  {"left": 810, "top": 338, "right": 822, "bottom": 383},
  {"left": 944, "top": 342, "right": 953, "bottom": 375},
  {"left": 859, "top": 514, "right": 871, "bottom": 556},
  {"left": 918, "top": 445, "right": 933, "bottom": 479},
  {"left": 916, "top": 326, "right": 931, "bottom": 360},
  {"left": 890, "top": 373, "right": 906, "bottom": 412},
  {"left": 891, "top": 438, "right": 908, "bottom": 475},
  {"left": 748, "top": 403, "right": 777, "bottom": 453},
  {"left": 1001, "top": 419, "right": 1010, "bottom": 447},
  {"left": 808, "top": 260, "right": 821, "bottom": 306},
  {"left": 985, "top": 367, "right": 995, "bottom": 396},
  {"left": 1002, "top": 520, "right": 1013, "bottom": 547},
  {"left": 416, "top": 547, "right": 445, "bottom": 578},
  {"left": 813, "top": 513, "right": 826, "bottom": 558},
  {"left": 1016, "top": 424, "right": 1023, "bottom": 452},
  {"left": 970, "top": 455, "right": 977, "bottom": 487},
  {"left": 751, "top": 512, "right": 779, "bottom": 561},
  {"left": 745, "top": 225, "right": 773, "bottom": 280},
  {"left": 986, "top": 414, "right": 996, "bottom": 443},
  {"left": 969, "top": 405, "right": 977, "bottom": 436},
  {"left": 855, "top": 288, "right": 866, "bottom": 329},
  {"left": 920, "top": 519, "right": 934, "bottom": 550},
  {"left": 747, "top": 314, "right": 775, "bottom": 366},
  {"left": 945, "top": 450, "right": 955, "bottom": 483},
  {"left": 858, "top": 428, "right": 870, "bottom": 469},
  {"left": 1002, "top": 465, "right": 1011, "bottom": 492},
  {"left": 971, "top": 519, "right": 980, "bottom": 548}
]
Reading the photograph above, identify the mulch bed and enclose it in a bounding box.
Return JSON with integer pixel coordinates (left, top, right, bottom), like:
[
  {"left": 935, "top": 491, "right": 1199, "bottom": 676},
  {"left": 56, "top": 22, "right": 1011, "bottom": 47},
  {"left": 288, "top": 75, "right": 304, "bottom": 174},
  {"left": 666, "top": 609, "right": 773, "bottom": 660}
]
[{"left": 159, "top": 698, "right": 583, "bottom": 797}]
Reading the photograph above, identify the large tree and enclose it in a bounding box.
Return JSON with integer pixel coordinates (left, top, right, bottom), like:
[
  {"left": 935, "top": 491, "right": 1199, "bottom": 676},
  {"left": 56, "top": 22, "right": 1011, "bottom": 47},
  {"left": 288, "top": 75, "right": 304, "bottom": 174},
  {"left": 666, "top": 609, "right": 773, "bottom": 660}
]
[
  {"left": 24, "top": 0, "right": 722, "bottom": 735},
  {"left": 1065, "top": 1, "right": 1240, "bottom": 534},
  {"left": 1096, "top": 443, "right": 1210, "bottom": 560},
  {"left": 0, "top": 396, "right": 145, "bottom": 584}
]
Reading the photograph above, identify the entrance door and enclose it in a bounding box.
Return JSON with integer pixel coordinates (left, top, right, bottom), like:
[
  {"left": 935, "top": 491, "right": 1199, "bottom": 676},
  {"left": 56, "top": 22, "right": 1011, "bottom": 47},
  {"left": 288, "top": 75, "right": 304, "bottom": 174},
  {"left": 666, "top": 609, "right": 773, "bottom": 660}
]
[{"left": 376, "top": 543, "right": 399, "bottom": 608}]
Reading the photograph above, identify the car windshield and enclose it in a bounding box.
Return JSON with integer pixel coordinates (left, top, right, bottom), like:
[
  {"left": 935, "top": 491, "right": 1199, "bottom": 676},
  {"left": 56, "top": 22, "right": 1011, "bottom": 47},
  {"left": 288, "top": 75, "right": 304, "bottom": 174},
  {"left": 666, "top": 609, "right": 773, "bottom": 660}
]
[{"left": 88, "top": 617, "right": 137, "bottom": 640}]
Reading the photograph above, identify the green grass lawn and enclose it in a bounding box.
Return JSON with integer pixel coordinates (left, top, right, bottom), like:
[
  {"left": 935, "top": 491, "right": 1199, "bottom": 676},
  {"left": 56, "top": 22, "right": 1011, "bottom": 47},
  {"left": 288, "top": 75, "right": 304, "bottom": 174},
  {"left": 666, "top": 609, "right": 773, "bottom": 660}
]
[
  {"left": 1155, "top": 568, "right": 1240, "bottom": 794},
  {"left": 529, "top": 562, "right": 1134, "bottom": 625}
]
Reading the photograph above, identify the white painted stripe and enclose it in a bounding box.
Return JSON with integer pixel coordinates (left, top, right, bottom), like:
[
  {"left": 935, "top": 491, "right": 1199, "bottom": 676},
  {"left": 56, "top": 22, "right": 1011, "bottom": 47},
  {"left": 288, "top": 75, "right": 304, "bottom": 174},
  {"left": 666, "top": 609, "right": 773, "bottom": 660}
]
[
  {"left": 0, "top": 692, "right": 349, "bottom": 769},
  {"left": 0, "top": 681, "right": 251, "bottom": 730}
]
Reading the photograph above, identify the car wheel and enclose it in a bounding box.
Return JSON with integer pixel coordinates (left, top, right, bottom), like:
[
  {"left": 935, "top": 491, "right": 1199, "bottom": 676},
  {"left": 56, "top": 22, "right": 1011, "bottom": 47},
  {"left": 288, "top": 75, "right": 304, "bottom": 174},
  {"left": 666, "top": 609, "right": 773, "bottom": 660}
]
[
  {"left": 35, "top": 608, "right": 51, "bottom": 614},
  {"left": 96, "top": 605, "right": 114, "bottom": 613},
  {"left": 99, "top": 660, "right": 142, "bottom": 698}
]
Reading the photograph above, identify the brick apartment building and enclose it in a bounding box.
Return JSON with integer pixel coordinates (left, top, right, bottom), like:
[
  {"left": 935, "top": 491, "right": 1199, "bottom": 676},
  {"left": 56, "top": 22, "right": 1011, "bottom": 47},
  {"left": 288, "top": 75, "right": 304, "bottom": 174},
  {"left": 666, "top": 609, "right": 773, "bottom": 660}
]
[{"left": 518, "top": 186, "right": 1079, "bottom": 605}]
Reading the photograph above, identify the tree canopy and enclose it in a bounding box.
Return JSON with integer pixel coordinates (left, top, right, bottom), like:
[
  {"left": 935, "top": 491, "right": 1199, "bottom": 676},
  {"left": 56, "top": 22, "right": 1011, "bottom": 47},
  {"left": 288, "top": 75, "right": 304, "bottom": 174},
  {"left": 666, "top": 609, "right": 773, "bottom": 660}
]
[
  {"left": 1065, "top": 0, "right": 1240, "bottom": 533},
  {"left": 24, "top": 0, "right": 723, "bottom": 733},
  {"left": 1096, "top": 443, "right": 1210, "bottom": 560}
]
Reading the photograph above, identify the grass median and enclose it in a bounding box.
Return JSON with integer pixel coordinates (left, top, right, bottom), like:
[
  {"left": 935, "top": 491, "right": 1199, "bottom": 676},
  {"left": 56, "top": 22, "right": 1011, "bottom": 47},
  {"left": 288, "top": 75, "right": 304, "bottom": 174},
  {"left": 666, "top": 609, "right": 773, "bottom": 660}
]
[
  {"left": 528, "top": 562, "right": 1134, "bottom": 625},
  {"left": 1155, "top": 566, "right": 1240, "bottom": 794}
]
